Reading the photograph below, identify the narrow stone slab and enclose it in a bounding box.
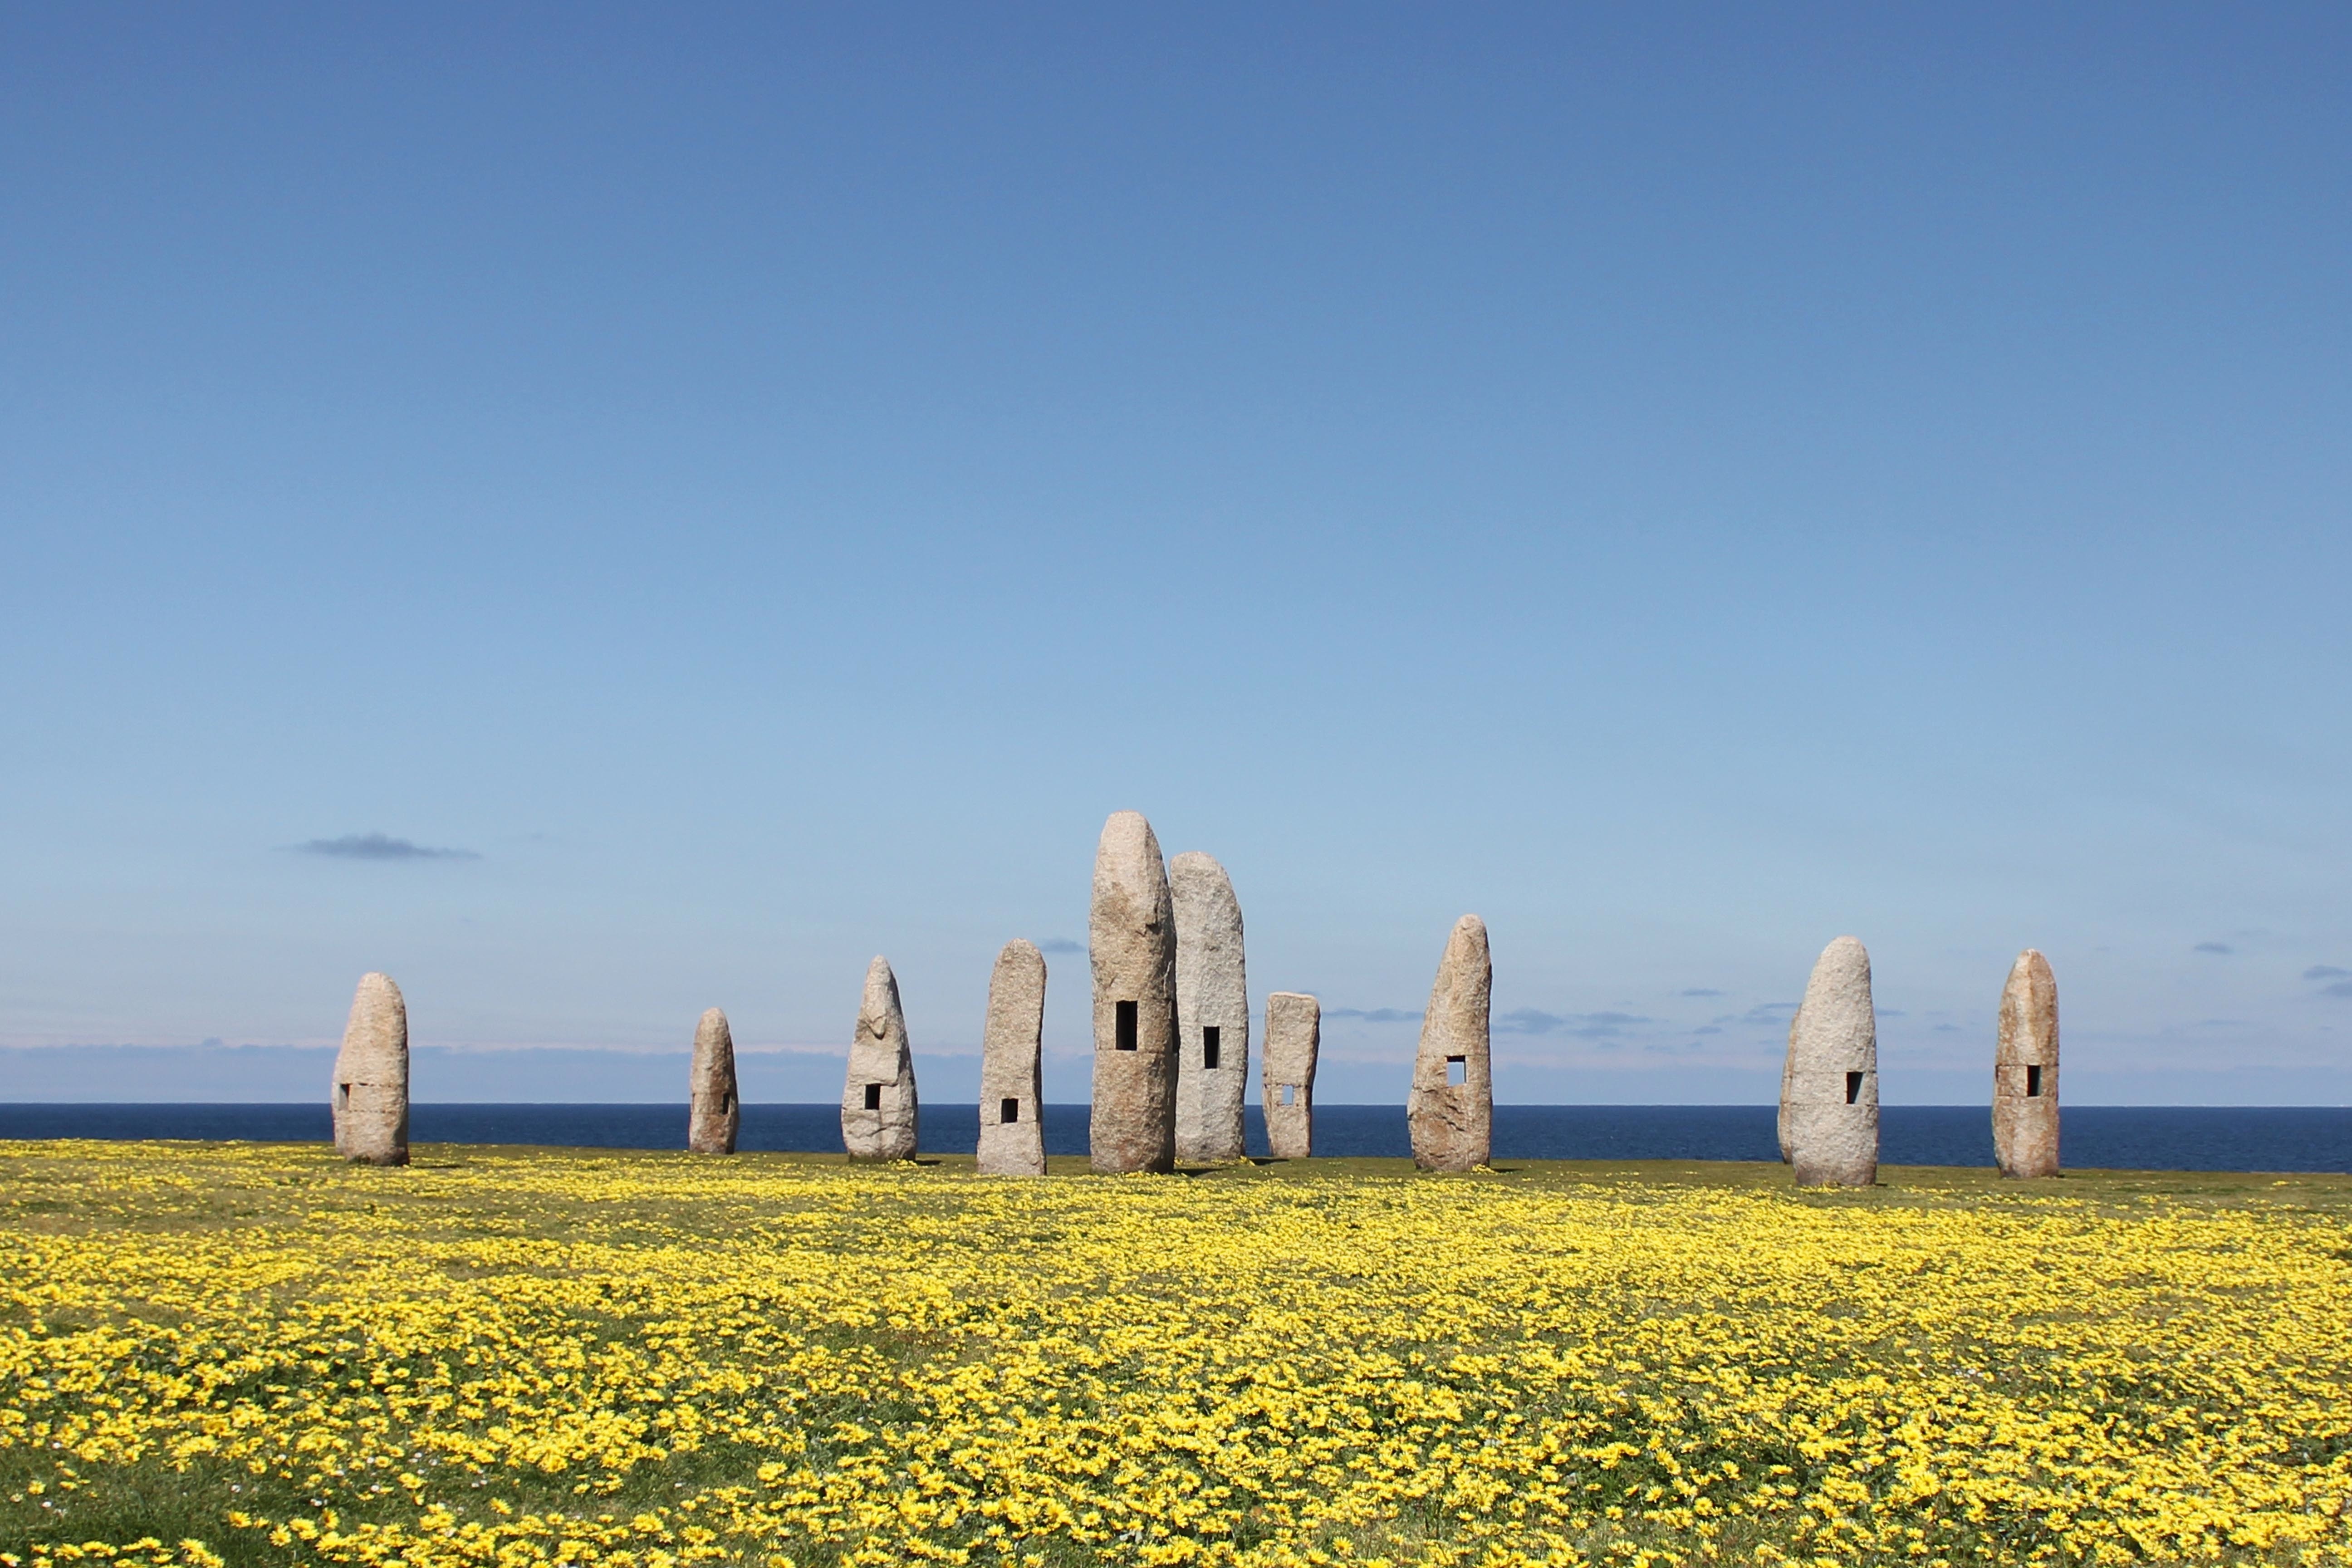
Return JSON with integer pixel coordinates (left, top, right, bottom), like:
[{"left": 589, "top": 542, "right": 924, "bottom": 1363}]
[
  {"left": 687, "top": 1007, "right": 740, "bottom": 1154},
  {"left": 1089, "top": 810, "right": 1177, "bottom": 1173},
  {"left": 331, "top": 971, "right": 408, "bottom": 1166},
  {"left": 978, "top": 939, "right": 1048, "bottom": 1176},
  {"left": 1172, "top": 850, "right": 1249, "bottom": 1165},
  {"left": 1993, "top": 948, "right": 2060, "bottom": 1178},
  {"left": 1407, "top": 915, "right": 1491, "bottom": 1171},
  {"left": 842, "top": 956, "right": 919, "bottom": 1160},
  {"left": 1781, "top": 936, "right": 1877, "bottom": 1187},
  {"left": 1261, "top": 991, "right": 1320, "bottom": 1159}
]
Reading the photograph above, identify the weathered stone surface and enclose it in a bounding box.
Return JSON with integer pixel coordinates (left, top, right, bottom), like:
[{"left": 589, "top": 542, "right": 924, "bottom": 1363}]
[
  {"left": 1993, "top": 948, "right": 2060, "bottom": 1179},
  {"left": 842, "top": 956, "right": 919, "bottom": 1160},
  {"left": 1407, "top": 915, "right": 1491, "bottom": 1171},
  {"left": 1172, "top": 851, "right": 1249, "bottom": 1165},
  {"left": 687, "top": 1007, "right": 739, "bottom": 1154},
  {"left": 978, "top": 939, "right": 1048, "bottom": 1176},
  {"left": 331, "top": 972, "right": 408, "bottom": 1166},
  {"left": 1089, "top": 810, "right": 1177, "bottom": 1173},
  {"left": 1781, "top": 936, "right": 1878, "bottom": 1186},
  {"left": 1261, "top": 992, "right": 1320, "bottom": 1160}
]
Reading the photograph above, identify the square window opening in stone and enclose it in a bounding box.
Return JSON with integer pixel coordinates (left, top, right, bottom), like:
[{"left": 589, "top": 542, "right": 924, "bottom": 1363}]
[
  {"left": 1845, "top": 1070, "right": 1863, "bottom": 1105},
  {"left": 1202, "top": 1025, "right": 1221, "bottom": 1069},
  {"left": 2026, "top": 1064, "right": 2043, "bottom": 1098},
  {"left": 1446, "top": 1054, "right": 1466, "bottom": 1086},
  {"left": 1000, "top": 1097, "right": 1019, "bottom": 1124},
  {"left": 1278, "top": 1083, "right": 1296, "bottom": 1106},
  {"left": 864, "top": 1082, "right": 883, "bottom": 1111},
  {"left": 1115, "top": 999, "right": 1138, "bottom": 1050}
]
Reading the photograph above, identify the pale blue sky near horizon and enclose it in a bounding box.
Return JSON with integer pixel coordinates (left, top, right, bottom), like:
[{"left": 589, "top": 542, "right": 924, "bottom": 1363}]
[{"left": 2, "top": 4, "right": 2347, "bottom": 1106}]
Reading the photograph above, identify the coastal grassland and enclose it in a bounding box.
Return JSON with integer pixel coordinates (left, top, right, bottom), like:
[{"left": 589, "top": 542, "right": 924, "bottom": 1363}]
[{"left": 2, "top": 1142, "right": 2349, "bottom": 1568}]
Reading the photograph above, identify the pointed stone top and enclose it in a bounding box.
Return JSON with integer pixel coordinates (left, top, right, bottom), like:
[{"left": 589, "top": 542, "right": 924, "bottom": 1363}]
[
  {"left": 860, "top": 956, "right": 904, "bottom": 1035},
  {"left": 1446, "top": 913, "right": 1489, "bottom": 959},
  {"left": 695, "top": 1007, "right": 730, "bottom": 1044},
  {"left": 356, "top": 970, "right": 403, "bottom": 1006}
]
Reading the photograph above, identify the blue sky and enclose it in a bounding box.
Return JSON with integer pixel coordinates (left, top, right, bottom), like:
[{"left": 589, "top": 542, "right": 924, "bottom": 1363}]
[{"left": 2, "top": 4, "right": 2347, "bottom": 1104}]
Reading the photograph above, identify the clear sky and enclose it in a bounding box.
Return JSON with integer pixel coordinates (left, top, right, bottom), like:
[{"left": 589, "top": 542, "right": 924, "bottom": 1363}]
[{"left": 3, "top": 4, "right": 2347, "bottom": 1105}]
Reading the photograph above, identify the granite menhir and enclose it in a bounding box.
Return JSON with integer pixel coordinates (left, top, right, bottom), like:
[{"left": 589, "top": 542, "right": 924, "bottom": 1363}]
[
  {"left": 1780, "top": 936, "right": 1878, "bottom": 1187},
  {"left": 687, "top": 1007, "right": 740, "bottom": 1154},
  {"left": 1171, "top": 850, "right": 1249, "bottom": 1165},
  {"left": 1261, "top": 991, "right": 1320, "bottom": 1160},
  {"left": 978, "top": 938, "right": 1048, "bottom": 1176},
  {"left": 1407, "top": 915, "right": 1492, "bottom": 1171},
  {"left": 1993, "top": 948, "right": 2060, "bottom": 1179},
  {"left": 842, "top": 956, "right": 919, "bottom": 1160},
  {"left": 1089, "top": 809, "right": 1177, "bottom": 1173},
  {"left": 331, "top": 971, "right": 409, "bottom": 1166}
]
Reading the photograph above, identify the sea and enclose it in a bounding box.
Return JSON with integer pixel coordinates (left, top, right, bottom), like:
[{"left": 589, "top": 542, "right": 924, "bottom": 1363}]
[{"left": 1, "top": 1103, "right": 2348, "bottom": 1172}]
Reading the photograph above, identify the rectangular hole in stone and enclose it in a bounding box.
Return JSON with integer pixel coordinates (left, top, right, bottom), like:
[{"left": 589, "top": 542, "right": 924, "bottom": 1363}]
[
  {"left": 1278, "top": 1083, "right": 1295, "bottom": 1106},
  {"left": 1846, "top": 1071, "right": 1863, "bottom": 1105},
  {"left": 2026, "top": 1064, "right": 2042, "bottom": 1098},
  {"left": 337, "top": 1083, "right": 350, "bottom": 1111},
  {"left": 1115, "top": 1000, "right": 1138, "bottom": 1050},
  {"left": 1202, "top": 1025, "right": 1221, "bottom": 1069},
  {"left": 864, "top": 1083, "right": 882, "bottom": 1111},
  {"left": 722, "top": 1092, "right": 734, "bottom": 1114},
  {"left": 1000, "top": 1097, "right": 1019, "bottom": 1124},
  {"left": 1446, "top": 1054, "right": 1466, "bottom": 1086}
]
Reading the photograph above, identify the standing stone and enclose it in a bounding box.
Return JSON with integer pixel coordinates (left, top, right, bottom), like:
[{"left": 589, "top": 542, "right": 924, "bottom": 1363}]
[
  {"left": 1171, "top": 851, "right": 1249, "bottom": 1164},
  {"left": 1407, "top": 915, "right": 1492, "bottom": 1171},
  {"left": 1089, "top": 810, "right": 1178, "bottom": 1173},
  {"left": 977, "top": 939, "right": 1048, "bottom": 1176},
  {"left": 687, "top": 1008, "right": 740, "bottom": 1154},
  {"left": 1993, "top": 949, "right": 2060, "bottom": 1178},
  {"left": 841, "top": 956, "right": 919, "bottom": 1160},
  {"left": 330, "top": 971, "right": 408, "bottom": 1166},
  {"left": 1781, "top": 936, "right": 1878, "bottom": 1187},
  {"left": 1261, "top": 991, "right": 1320, "bottom": 1159}
]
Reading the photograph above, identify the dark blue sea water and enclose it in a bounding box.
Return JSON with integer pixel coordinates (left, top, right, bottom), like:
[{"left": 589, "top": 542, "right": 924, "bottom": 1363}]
[{"left": 0, "top": 1102, "right": 2347, "bottom": 1172}]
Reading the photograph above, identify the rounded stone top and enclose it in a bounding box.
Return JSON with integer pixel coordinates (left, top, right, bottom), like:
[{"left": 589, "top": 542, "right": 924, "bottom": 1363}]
[
  {"left": 357, "top": 971, "right": 404, "bottom": 1005},
  {"left": 1096, "top": 811, "right": 1165, "bottom": 874},
  {"left": 1818, "top": 935, "right": 1868, "bottom": 967}
]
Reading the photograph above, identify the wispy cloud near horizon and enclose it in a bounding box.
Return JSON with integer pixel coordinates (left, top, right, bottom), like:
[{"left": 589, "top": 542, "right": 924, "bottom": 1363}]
[
  {"left": 1326, "top": 1007, "right": 1422, "bottom": 1024},
  {"left": 294, "top": 832, "right": 480, "bottom": 862}
]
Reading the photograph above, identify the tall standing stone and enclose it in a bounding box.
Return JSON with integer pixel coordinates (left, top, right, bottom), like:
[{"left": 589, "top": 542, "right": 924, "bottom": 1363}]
[
  {"left": 1171, "top": 851, "right": 1249, "bottom": 1164},
  {"left": 1261, "top": 991, "right": 1320, "bottom": 1159},
  {"left": 841, "top": 956, "right": 919, "bottom": 1160},
  {"left": 330, "top": 971, "right": 408, "bottom": 1166},
  {"left": 687, "top": 1008, "right": 740, "bottom": 1154},
  {"left": 978, "top": 939, "right": 1048, "bottom": 1176},
  {"left": 1407, "top": 915, "right": 1492, "bottom": 1171},
  {"left": 1993, "top": 948, "right": 2060, "bottom": 1178},
  {"left": 1089, "top": 810, "right": 1177, "bottom": 1173},
  {"left": 1781, "top": 936, "right": 1878, "bottom": 1187}
]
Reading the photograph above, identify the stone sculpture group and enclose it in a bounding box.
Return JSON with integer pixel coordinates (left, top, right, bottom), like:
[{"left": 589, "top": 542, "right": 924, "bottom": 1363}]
[{"left": 328, "top": 810, "right": 2062, "bottom": 1184}]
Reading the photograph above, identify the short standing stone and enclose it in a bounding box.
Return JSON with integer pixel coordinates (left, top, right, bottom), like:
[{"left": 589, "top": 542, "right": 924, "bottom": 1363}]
[
  {"left": 331, "top": 971, "right": 408, "bottom": 1166},
  {"left": 1261, "top": 992, "right": 1320, "bottom": 1159},
  {"left": 978, "top": 939, "right": 1048, "bottom": 1176},
  {"left": 1172, "top": 851, "right": 1249, "bottom": 1164},
  {"left": 1781, "top": 936, "right": 1877, "bottom": 1187},
  {"left": 1407, "top": 915, "right": 1492, "bottom": 1171},
  {"left": 687, "top": 1008, "right": 740, "bottom": 1155},
  {"left": 842, "top": 956, "right": 919, "bottom": 1160},
  {"left": 1089, "top": 810, "right": 1177, "bottom": 1173},
  {"left": 1993, "top": 949, "right": 2060, "bottom": 1179}
]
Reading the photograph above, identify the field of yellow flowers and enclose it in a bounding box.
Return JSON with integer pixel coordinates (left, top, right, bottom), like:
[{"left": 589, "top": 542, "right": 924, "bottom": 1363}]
[{"left": 3, "top": 1142, "right": 2349, "bottom": 1568}]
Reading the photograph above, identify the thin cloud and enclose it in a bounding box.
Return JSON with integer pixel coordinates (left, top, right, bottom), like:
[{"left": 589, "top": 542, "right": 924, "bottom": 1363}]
[
  {"left": 2304, "top": 965, "right": 2351, "bottom": 980},
  {"left": 2194, "top": 942, "right": 2233, "bottom": 955},
  {"left": 294, "top": 832, "right": 480, "bottom": 862},
  {"left": 1037, "top": 938, "right": 1086, "bottom": 955},
  {"left": 1740, "top": 1002, "right": 1798, "bottom": 1025},
  {"left": 1678, "top": 988, "right": 1723, "bottom": 998},
  {"left": 1326, "top": 1007, "right": 1422, "bottom": 1024},
  {"left": 1497, "top": 1009, "right": 1652, "bottom": 1038},
  {"left": 2327, "top": 982, "right": 2352, "bottom": 1000}
]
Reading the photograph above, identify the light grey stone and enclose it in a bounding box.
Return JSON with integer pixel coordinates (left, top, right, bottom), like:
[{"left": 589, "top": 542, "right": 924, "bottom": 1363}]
[
  {"left": 1781, "top": 936, "right": 1878, "bottom": 1186},
  {"left": 841, "top": 956, "right": 919, "bottom": 1160},
  {"left": 1407, "top": 915, "right": 1491, "bottom": 1171},
  {"left": 330, "top": 971, "right": 408, "bottom": 1166},
  {"left": 1993, "top": 948, "right": 2060, "bottom": 1179},
  {"left": 978, "top": 939, "right": 1048, "bottom": 1176},
  {"left": 1089, "top": 810, "right": 1177, "bottom": 1173},
  {"left": 1171, "top": 851, "right": 1248, "bottom": 1165},
  {"left": 1261, "top": 991, "right": 1320, "bottom": 1160},
  {"left": 687, "top": 1007, "right": 739, "bottom": 1155}
]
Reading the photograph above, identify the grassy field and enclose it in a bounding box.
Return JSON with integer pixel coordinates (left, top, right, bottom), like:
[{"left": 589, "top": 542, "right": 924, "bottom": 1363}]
[{"left": 2, "top": 1142, "right": 2349, "bottom": 1568}]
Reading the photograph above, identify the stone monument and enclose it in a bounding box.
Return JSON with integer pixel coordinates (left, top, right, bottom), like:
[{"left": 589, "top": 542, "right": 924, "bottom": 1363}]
[
  {"left": 1171, "top": 850, "right": 1249, "bottom": 1164},
  {"left": 1992, "top": 948, "right": 2060, "bottom": 1178},
  {"left": 1261, "top": 991, "right": 1320, "bottom": 1159},
  {"left": 687, "top": 1007, "right": 740, "bottom": 1154},
  {"left": 331, "top": 971, "right": 409, "bottom": 1166},
  {"left": 1407, "top": 915, "right": 1491, "bottom": 1171},
  {"left": 841, "top": 956, "right": 919, "bottom": 1160},
  {"left": 1780, "top": 935, "right": 1878, "bottom": 1186},
  {"left": 978, "top": 939, "right": 1048, "bottom": 1176},
  {"left": 1089, "top": 809, "right": 1178, "bottom": 1173}
]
